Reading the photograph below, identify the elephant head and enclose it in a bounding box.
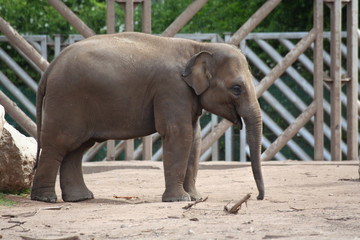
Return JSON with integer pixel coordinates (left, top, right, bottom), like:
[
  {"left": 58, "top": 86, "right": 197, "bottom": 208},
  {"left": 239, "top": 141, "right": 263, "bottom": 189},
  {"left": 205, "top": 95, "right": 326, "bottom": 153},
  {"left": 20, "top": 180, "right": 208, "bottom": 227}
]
[{"left": 182, "top": 47, "right": 264, "bottom": 200}]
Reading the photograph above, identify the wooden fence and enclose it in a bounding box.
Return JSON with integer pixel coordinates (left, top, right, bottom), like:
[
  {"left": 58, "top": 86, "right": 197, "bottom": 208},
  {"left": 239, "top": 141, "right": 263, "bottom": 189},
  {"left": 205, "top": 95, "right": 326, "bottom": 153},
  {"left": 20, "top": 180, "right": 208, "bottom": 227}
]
[
  {"left": 0, "top": 31, "right": 359, "bottom": 161},
  {"left": 0, "top": 0, "right": 358, "bottom": 162}
]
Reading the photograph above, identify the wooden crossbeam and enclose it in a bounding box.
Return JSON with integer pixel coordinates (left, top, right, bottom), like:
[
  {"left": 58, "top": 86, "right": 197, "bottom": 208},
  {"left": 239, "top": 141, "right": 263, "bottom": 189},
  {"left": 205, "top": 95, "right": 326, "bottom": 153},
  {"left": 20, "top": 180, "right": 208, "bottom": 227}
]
[
  {"left": 0, "top": 17, "right": 49, "bottom": 71},
  {"left": 0, "top": 90, "right": 37, "bottom": 138}
]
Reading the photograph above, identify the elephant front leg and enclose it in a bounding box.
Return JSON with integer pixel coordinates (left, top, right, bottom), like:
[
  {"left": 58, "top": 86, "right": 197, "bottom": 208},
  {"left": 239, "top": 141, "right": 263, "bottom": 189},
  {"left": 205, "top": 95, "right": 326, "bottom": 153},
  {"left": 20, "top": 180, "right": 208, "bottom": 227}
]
[
  {"left": 183, "top": 120, "right": 202, "bottom": 201},
  {"left": 161, "top": 127, "right": 193, "bottom": 202}
]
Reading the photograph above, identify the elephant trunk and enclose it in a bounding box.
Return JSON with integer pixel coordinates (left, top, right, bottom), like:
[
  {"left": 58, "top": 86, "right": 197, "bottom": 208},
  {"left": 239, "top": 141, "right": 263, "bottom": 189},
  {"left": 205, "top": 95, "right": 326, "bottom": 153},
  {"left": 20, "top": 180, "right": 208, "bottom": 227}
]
[{"left": 242, "top": 102, "right": 264, "bottom": 200}]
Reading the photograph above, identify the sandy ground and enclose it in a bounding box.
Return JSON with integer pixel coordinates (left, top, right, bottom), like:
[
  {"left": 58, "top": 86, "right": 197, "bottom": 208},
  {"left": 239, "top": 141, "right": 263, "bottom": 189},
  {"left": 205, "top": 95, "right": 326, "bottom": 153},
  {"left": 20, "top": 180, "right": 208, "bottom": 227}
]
[{"left": 1, "top": 160, "right": 359, "bottom": 240}]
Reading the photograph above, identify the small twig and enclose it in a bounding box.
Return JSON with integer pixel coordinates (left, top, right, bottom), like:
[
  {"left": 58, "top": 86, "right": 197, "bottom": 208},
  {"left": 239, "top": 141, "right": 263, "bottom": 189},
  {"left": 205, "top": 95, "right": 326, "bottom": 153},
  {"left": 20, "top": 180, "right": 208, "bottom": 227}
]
[
  {"left": 1, "top": 220, "right": 29, "bottom": 232},
  {"left": 40, "top": 205, "right": 64, "bottom": 211},
  {"left": 325, "top": 216, "right": 352, "bottom": 221},
  {"left": 289, "top": 207, "right": 305, "bottom": 212},
  {"left": 113, "top": 195, "right": 139, "bottom": 200},
  {"left": 1, "top": 210, "right": 38, "bottom": 219},
  {"left": 263, "top": 234, "right": 291, "bottom": 239},
  {"left": 21, "top": 236, "right": 80, "bottom": 240},
  {"left": 8, "top": 220, "right": 26, "bottom": 224},
  {"left": 224, "top": 193, "right": 251, "bottom": 214},
  {"left": 276, "top": 207, "right": 305, "bottom": 213},
  {"left": 1, "top": 224, "right": 20, "bottom": 231},
  {"left": 182, "top": 196, "right": 209, "bottom": 210}
]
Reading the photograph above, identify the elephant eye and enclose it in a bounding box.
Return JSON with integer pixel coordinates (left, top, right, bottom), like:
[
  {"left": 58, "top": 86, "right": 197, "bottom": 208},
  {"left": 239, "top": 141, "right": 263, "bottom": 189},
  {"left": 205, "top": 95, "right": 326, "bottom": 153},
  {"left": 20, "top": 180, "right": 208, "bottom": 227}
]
[{"left": 231, "top": 85, "right": 242, "bottom": 96}]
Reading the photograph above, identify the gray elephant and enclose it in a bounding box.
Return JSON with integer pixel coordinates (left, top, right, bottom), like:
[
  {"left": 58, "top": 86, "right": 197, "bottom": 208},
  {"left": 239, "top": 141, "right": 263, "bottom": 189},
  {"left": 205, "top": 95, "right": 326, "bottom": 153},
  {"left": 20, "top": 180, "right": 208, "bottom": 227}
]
[{"left": 31, "top": 32, "right": 264, "bottom": 203}]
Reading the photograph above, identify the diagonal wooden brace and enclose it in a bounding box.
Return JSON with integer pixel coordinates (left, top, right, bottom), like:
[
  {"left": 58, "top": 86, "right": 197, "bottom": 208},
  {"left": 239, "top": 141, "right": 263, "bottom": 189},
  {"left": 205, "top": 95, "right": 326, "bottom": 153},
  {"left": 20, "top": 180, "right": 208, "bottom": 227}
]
[
  {"left": 47, "top": 0, "right": 95, "bottom": 38},
  {"left": 162, "top": 0, "right": 209, "bottom": 37},
  {"left": 261, "top": 102, "right": 317, "bottom": 161}
]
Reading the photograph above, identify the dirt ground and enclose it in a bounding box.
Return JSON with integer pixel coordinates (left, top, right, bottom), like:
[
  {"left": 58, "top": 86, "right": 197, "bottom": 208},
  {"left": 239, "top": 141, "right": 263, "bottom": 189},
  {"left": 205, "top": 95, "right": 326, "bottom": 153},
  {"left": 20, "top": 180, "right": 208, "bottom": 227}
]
[{"left": 1, "top": 160, "right": 359, "bottom": 240}]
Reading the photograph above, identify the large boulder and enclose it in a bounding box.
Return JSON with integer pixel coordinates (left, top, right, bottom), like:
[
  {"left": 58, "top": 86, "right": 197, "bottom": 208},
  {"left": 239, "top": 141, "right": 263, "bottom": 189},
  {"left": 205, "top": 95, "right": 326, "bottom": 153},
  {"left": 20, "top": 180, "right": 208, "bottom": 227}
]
[
  {"left": 0, "top": 105, "right": 37, "bottom": 192},
  {"left": 0, "top": 105, "right": 4, "bottom": 138}
]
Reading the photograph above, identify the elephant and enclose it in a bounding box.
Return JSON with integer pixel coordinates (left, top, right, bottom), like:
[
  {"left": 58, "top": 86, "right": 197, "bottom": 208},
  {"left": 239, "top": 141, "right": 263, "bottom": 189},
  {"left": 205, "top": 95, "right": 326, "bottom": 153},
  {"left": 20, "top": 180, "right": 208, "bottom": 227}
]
[{"left": 31, "top": 32, "right": 264, "bottom": 203}]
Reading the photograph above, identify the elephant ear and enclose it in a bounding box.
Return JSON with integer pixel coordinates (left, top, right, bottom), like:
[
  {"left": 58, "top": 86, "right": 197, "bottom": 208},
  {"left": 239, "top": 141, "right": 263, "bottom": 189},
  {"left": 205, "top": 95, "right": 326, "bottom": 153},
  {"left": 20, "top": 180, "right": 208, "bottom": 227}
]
[{"left": 181, "top": 51, "right": 214, "bottom": 95}]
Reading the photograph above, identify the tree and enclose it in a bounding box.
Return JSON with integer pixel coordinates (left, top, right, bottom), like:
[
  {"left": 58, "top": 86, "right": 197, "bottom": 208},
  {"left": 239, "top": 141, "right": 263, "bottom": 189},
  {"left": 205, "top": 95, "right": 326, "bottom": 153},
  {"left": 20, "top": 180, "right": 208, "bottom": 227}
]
[{"left": 0, "top": 1, "right": 319, "bottom": 36}]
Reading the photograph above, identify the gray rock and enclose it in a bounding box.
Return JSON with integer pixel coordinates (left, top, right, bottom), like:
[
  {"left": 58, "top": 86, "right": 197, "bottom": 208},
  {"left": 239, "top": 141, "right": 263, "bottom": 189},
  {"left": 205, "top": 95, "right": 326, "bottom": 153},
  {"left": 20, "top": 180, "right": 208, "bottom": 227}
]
[{"left": 0, "top": 105, "right": 37, "bottom": 192}]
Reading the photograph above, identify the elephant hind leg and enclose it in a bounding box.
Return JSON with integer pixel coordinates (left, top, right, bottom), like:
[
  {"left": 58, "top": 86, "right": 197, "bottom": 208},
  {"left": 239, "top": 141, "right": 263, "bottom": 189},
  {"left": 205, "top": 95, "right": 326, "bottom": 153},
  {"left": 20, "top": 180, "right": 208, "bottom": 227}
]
[
  {"left": 60, "top": 140, "right": 95, "bottom": 202},
  {"left": 31, "top": 149, "right": 63, "bottom": 203}
]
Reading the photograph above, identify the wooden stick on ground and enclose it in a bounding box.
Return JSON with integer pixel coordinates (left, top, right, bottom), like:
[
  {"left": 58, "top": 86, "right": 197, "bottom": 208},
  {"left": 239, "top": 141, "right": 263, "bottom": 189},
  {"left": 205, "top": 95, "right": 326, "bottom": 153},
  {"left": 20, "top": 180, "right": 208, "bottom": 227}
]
[
  {"left": 224, "top": 193, "right": 251, "bottom": 214},
  {"left": 182, "top": 196, "right": 209, "bottom": 210},
  {"left": 21, "top": 236, "right": 80, "bottom": 240},
  {"left": 113, "top": 195, "right": 139, "bottom": 200}
]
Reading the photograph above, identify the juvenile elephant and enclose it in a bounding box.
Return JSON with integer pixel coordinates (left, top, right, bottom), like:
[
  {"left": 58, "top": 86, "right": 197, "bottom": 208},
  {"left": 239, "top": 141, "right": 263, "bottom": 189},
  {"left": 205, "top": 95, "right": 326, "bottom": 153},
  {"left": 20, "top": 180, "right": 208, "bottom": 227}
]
[{"left": 31, "top": 32, "right": 264, "bottom": 203}]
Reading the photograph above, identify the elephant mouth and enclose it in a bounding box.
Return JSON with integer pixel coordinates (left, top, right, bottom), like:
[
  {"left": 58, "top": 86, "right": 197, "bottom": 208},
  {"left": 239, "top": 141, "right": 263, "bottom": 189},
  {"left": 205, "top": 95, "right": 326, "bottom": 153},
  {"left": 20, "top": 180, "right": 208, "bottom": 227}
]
[
  {"left": 234, "top": 114, "right": 243, "bottom": 130},
  {"left": 232, "top": 104, "right": 243, "bottom": 130}
]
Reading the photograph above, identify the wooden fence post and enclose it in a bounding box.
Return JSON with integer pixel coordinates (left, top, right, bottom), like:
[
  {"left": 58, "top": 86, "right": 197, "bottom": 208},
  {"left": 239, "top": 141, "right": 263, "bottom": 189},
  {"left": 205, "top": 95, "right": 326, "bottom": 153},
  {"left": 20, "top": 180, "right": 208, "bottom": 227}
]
[
  {"left": 125, "top": 0, "right": 134, "bottom": 32},
  {"left": 141, "top": 0, "right": 152, "bottom": 160},
  {"left": 107, "top": 0, "right": 116, "bottom": 34},
  {"left": 346, "top": 0, "right": 359, "bottom": 161},
  {"left": 106, "top": 0, "right": 152, "bottom": 160},
  {"left": 328, "top": 0, "right": 342, "bottom": 161},
  {"left": 142, "top": 0, "right": 152, "bottom": 34},
  {"left": 313, "top": 0, "right": 324, "bottom": 160}
]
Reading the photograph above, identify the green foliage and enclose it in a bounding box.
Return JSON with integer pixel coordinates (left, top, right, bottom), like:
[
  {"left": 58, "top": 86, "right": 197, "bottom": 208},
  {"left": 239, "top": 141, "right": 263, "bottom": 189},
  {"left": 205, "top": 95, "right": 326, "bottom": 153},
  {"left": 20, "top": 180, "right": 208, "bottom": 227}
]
[
  {"left": 152, "top": 0, "right": 259, "bottom": 35},
  {"left": 0, "top": 188, "right": 31, "bottom": 195},
  {"left": 0, "top": 0, "right": 318, "bottom": 36},
  {"left": 256, "top": 1, "right": 314, "bottom": 32},
  {"left": 0, "top": 0, "right": 109, "bottom": 35},
  {"left": 0, "top": 189, "right": 30, "bottom": 206},
  {"left": 151, "top": 0, "right": 319, "bottom": 35},
  {"left": 0, "top": 193, "right": 16, "bottom": 206}
]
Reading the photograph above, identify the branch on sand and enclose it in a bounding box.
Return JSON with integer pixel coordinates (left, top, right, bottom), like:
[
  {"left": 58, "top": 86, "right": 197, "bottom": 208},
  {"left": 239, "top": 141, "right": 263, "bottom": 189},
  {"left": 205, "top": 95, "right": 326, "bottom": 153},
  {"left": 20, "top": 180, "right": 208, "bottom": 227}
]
[
  {"left": 224, "top": 193, "right": 251, "bottom": 214},
  {"left": 182, "top": 196, "right": 209, "bottom": 210}
]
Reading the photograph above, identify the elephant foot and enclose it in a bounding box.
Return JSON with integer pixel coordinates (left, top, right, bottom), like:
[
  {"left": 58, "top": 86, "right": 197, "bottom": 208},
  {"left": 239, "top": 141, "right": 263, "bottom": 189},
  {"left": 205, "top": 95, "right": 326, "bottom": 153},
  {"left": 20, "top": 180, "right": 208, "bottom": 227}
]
[
  {"left": 162, "top": 188, "right": 191, "bottom": 202},
  {"left": 257, "top": 193, "right": 265, "bottom": 200},
  {"left": 184, "top": 184, "right": 202, "bottom": 201},
  {"left": 62, "top": 189, "right": 94, "bottom": 202},
  {"left": 187, "top": 189, "right": 202, "bottom": 201},
  {"left": 31, "top": 187, "right": 57, "bottom": 203}
]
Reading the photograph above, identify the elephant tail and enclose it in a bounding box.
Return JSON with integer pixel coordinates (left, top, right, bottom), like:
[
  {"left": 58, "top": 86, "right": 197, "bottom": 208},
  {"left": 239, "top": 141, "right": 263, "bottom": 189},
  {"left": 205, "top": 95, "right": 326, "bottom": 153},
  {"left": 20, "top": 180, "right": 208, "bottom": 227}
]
[
  {"left": 33, "top": 67, "right": 49, "bottom": 170},
  {"left": 33, "top": 48, "right": 68, "bottom": 170}
]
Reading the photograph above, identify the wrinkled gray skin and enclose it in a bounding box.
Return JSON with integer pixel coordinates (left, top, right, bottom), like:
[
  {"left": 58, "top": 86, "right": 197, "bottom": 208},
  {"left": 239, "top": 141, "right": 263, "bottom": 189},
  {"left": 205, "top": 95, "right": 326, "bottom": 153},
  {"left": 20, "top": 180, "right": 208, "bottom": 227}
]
[{"left": 31, "top": 32, "right": 264, "bottom": 203}]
